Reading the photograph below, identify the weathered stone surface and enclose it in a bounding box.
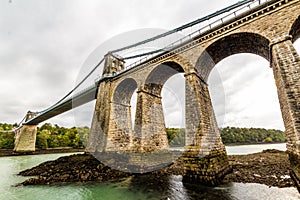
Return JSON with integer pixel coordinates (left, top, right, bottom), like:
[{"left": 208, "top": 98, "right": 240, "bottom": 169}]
[
  {"left": 88, "top": 77, "right": 137, "bottom": 152},
  {"left": 12, "top": 1, "right": 300, "bottom": 186},
  {"left": 183, "top": 72, "right": 230, "bottom": 185},
  {"left": 14, "top": 125, "right": 37, "bottom": 152},
  {"left": 103, "top": 52, "right": 125, "bottom": 74},
  {"left": 289, "top": 152, "right": 300, "bottom": 192},
  {"left": 183, "top": 151, "right": 231, "bottom": 186},
  {"left": 91, "top": 151, "right": 178, "bottom": 173},
  {"left": 87, "top": 80, "right": 112, "bottom": 152},
  {"left": 132, "top": 85, "right": 169, "bottom": 152},
  {"left": 271, "top": 38, "right": 300, "bottom": 189}
]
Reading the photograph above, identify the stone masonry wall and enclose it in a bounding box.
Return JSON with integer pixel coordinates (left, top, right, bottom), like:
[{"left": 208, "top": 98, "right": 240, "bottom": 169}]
[
  {"left": 271, "top": 38, "right": 300, "bottom": 182},
  {"left": 14, "top": 125, "right": 37, "bottom": 152},
  {"left": 87, "top": 81, "right": 112, "bottom": 152},
  {"left": 183, "top": 72, "right": 229, "bottom": 185},
  {"left": 132, "top": 85, "right": 169, "bottom": 152},
  {"left": 105, "top": 102, "right": 132, "bottom": 151}
]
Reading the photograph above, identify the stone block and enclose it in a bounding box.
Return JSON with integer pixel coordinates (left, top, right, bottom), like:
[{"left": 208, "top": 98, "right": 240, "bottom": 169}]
[{"left": 14, "top": 125, "right": 37, "bottom": 152}]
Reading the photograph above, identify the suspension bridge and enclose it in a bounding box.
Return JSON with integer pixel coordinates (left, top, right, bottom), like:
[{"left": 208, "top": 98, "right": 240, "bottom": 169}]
[
  {"left": 10, "top": 0, "right": 300, "bottom": 187},
  {"left": 18, "top": 0, "right": 266, "bottom": 126}
]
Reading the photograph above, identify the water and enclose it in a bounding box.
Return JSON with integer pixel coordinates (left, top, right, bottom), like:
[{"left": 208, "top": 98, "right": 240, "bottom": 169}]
[
  {"left": 0, "top": 144, "right": 299, "bottom": 200},
  {"left": 171, "top": 143, "right": 287, "bottom": 155},
  {"left": 225, "top": 143, "right": 287, "bottom": 155}
]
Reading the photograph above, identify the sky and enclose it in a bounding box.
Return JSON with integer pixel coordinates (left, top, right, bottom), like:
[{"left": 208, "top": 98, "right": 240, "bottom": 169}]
[{"left": 1, "top": 0, "right": 298, "bottom": 130}]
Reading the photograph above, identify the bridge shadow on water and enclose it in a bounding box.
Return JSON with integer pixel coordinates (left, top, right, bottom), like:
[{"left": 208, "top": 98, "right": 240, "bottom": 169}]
[{"left": 127, "top": 174, "right": 232, "bottom": 200}]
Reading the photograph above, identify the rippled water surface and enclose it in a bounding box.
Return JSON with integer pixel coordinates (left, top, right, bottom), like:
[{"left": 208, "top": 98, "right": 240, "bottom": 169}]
[{"left": 0, "top": 144, "right": 299, "bottom": 200}]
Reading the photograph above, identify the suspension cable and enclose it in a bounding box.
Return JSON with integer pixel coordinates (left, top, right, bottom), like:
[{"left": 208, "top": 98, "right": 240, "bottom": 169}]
[
  {"left": 0, "top": 115, "right": 26, "bottom": 133},
  {"left": 36, "top": 0, "right": 255, "bottom": 114},
  {"left": 111, "top": 0, "right": 254, "bottom": 54},
  {"left": 123, "top": 49, "right": 165, "bottom": 60},
  {"left": 38, "top": 58, "right": 105, "bottom": 114}
]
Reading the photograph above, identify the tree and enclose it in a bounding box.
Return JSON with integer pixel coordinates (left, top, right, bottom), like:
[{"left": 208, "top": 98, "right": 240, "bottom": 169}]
[
  {"left": 36, "top": 129, "right": 50, "bottom": 149},
  {"left": 0, "top": 132, "right": 14, "bottom": 149},
  {"left": 220, "top": 127, "right": 286, "bottom": 144}
]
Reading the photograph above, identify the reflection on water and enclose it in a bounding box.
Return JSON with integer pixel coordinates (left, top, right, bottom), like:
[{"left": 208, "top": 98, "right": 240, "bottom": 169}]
[{"left": 0, "top": 144, "right": 299, "bottom": 200}]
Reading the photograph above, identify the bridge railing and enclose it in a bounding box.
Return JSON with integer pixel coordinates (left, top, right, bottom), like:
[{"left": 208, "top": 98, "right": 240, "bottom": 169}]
[{"left": 122, "top": 0, "right": 271, "bottom": 70}]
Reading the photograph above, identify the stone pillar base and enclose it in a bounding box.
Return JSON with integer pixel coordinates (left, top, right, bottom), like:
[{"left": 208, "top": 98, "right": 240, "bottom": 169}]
[
  {"left": 91, "top": 151, "right": 176, "bottom": 173},
  {"left": 13, "top": 125, "right": 37, "bottom": 153},
  {"left": 289, "top": 152, "right": 300, "bottom": 192},
  {"left": 182, "top": 150, "right": 231, "bottom": 186}
]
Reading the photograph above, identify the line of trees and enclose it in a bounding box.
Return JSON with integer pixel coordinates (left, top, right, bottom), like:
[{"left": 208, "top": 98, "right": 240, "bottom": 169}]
[
  {"left": 35, "top": 123, "right": 89, "bottom": 149},
  {"left": 220, "top": 126, "right": 286, "bottom": 144},
  {"left": 0, "top": 123, "right": 17, "bottom": 149},
  {"left": 0, "top": 123, "right": 287, "bottom": 149},
  {"left": 166, "top": 127, "right": 286, "bottom": 145},
  {"left": 0, "top": 123, "right": 89, "bottom": 149}
]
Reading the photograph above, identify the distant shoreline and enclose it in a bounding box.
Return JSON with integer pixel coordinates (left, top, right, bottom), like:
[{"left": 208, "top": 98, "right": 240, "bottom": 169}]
[
  {"left": 0, "top": 142, "right": 287, "bottom": 157},
  {"left": 168, "top": 142, "right": 286, "bottom": 148},
  {"left": 0, "top": 148, "right": 85, "bottom": 157},
  {"left": 224, "top": 142, "right": 286, "bottom": 146}
]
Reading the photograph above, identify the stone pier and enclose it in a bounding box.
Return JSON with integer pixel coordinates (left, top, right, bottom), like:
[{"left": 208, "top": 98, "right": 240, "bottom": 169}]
[
  {"left": 183, "top": 72, "right": 230, "bottom": 185},
  {"left": 271, "top": 37, "right": 300, "bottom": 190},
  {"left": 132, "top": 84, "right": 169, "bottom": 152},
  {"left": 87, "top": 53, "right": 134, "bottom": 152}
]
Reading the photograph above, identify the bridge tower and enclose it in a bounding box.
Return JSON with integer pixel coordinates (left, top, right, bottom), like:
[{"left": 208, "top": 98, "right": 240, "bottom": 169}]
[
  {"left": 87, "top": 52, "right": 131, "bottom": 152},
  {"left": 103, "top": 52, "right": 125, "bottom": 75},
  {"left": 14, "top": 111, "right": 38, "bottom": 152}
]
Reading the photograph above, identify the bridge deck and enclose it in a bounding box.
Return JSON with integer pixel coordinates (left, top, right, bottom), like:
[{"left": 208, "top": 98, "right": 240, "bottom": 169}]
[{"left": 25, "top": 85, "right": 98, "bottom": 125}]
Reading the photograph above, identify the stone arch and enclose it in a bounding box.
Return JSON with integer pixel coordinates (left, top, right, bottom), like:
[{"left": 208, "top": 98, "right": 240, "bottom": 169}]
[
  {"left": 103, "top": 78, "right": 138, "bottom": 151},
  {"left": 196, "top": 32, "right": 270, "bottom": 81},
  {"left": 113, "top": 78, "right": 138, "bottom": 105},
  {"left": 289, "top": 15, "right": 300, "bottom": 43},
  {"left": 144, "top": 61, "right": 185, "bottom": 95},
  {"left": 132, "top": 61, "right": 185, "bottom": 152}
]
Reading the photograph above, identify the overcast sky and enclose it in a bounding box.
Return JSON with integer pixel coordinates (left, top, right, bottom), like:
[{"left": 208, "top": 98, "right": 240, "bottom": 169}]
[{"left": 1, "top": 0, "right": 298, "bottom": 130}]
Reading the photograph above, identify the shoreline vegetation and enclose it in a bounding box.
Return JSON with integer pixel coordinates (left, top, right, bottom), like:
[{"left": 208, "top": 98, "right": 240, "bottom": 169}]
[{"left": 0, "top": 123, "right": 287, "bottom": 151}]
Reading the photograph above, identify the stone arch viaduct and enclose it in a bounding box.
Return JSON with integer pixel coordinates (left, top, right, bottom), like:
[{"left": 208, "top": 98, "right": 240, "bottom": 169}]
[{"left": 15, "top": 0, "right": 300, "bottom": 186}]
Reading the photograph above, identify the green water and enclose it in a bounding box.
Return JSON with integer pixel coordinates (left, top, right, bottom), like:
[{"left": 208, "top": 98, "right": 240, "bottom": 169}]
[{"left": 0, "top": 145, "right": 299, "bottom": 200}]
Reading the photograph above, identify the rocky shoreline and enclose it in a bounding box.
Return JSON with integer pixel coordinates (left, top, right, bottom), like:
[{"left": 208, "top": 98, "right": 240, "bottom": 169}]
[
  {"left": 18, "top": 149, "right": 295, "bottom": 188},
  {"left": 223, "top": 149, "right": 294, "bottom": 187}
]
